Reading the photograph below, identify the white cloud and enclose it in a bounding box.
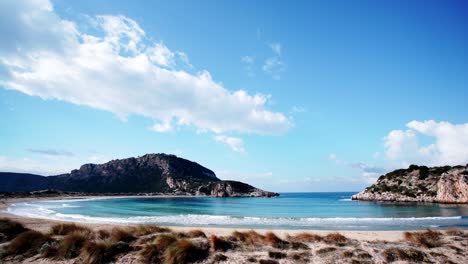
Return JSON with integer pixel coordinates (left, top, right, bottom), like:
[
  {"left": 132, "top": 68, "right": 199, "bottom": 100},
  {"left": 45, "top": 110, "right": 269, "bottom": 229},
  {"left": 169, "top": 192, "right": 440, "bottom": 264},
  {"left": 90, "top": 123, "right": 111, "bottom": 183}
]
[
  {"left": 384, "top": 120, "right": 468, "bottom": 166},
  {"left": 214, "top": 135, "right": 245, "bottom": 152},
  {"left": 148, "top": 42, "right": 174, "bottom": 67},
  {"left": 0, "top": 0, "right": 291, "bottom": 136},
  {"left": 151, "top": 121, "right": 173, "bottom": 133},
  {"left": 263, "top": 42, "right": 285, "bottom": 80},
  {"left": 329, "top": 153, "right": 337, "bottom": 160}
]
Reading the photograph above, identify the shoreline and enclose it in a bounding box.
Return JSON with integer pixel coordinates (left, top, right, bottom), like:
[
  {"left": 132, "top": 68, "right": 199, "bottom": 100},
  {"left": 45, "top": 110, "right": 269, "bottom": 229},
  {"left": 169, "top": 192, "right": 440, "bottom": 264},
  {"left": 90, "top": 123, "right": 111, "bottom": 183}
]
[
  {"left": 0, "top": 195, "right": 460, "bottom": 242},
  {"left": 1, "top": 195, "right": 467, "bottom": 264}
]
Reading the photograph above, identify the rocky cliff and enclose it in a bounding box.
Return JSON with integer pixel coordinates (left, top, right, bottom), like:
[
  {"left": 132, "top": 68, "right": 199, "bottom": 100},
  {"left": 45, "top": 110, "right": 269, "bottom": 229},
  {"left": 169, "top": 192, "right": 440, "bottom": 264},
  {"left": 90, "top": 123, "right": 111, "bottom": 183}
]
[
  {"left": 352, "top": 164, "right": 468, "bottom": 203},
  {"left": 0, "top": 154, "right": 278, "bottom": 197}
]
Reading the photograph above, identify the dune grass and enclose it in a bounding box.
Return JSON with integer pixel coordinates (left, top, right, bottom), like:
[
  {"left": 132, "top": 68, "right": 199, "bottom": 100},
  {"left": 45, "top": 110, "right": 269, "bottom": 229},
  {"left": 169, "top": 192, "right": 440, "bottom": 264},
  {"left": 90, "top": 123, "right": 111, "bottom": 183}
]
[
  {"left": 49, "top": 223, "right": 91, "bottom": 236},
  {"left": 163, "top": 238, "right": 209, "bottom": 264},
  {"left": 264, "top": 232, "right": 289, "bottom": 249},
  {"left": 186, "top": 229, "right": 207, "bottom": 238},
  {"left": 316, "top": 246, "right": 337, "bottom": 254},
  {"left": 128, "top": 225, "right": 172, "bottom": 236},
  {"left": 268, "top": 251, "right": 287, "bottom": 259},
  {"left": 287, "top": 232, "right": 323, "bottom": 242},
  {"left": 382, "top": 247, "right": 428, "bottom": 262},
  {"left": 323, "top": 232, "right": 348, "bottom": 245},
  {"left": 403, "top": 229, "right": 442, "bottom": 248},
  {"left": 230, "top": 230, "right": 265, "bottom": 246},
  {"left": 109, "top": 227, "right": 137, "bottom": 242},
  {"left": 209, "top": 235, "right": 234, "bottom": 252},
  {"left": 139, "top": 234, "right": 178, "bottom": 263},
  {"left": 3, "top": 230, "right": 52, "bottom": 258},
  {"left": 81, "top": 239, "right": 131, "bottom": 264},
  {"left": 56, "top": 230, "right": 92, "bottom": 259},
  {"left": 0, "top": 218, "right": 28, "bottom": 242},
  {"left": 444, "top": 228, "right": 464, "bottom": 236}
]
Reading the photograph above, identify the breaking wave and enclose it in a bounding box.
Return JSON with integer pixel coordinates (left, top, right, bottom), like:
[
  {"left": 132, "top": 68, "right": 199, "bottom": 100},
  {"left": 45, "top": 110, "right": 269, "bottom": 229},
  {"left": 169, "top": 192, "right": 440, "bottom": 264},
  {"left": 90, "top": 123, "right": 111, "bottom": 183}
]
[{"left": 3, "top": 201, "right": 466, "bottom": 230}]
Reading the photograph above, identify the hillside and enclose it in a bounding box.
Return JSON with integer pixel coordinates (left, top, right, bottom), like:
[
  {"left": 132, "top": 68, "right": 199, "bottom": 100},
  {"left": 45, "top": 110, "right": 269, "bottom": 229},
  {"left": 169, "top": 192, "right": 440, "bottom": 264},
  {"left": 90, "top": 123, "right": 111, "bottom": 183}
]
[
  {"left": 0, "top": 154, "right": 278, "bottom": 197},
  {"left": 352, "top": 164, "right": 468, "bottom": 203}
]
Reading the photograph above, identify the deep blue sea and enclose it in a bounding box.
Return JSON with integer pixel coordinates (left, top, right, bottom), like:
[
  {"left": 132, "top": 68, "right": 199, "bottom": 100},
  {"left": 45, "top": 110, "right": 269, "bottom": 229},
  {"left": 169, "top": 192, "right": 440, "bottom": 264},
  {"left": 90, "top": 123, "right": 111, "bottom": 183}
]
[{"left": 5, "top": 192, "right": 468, "bottom": 230}]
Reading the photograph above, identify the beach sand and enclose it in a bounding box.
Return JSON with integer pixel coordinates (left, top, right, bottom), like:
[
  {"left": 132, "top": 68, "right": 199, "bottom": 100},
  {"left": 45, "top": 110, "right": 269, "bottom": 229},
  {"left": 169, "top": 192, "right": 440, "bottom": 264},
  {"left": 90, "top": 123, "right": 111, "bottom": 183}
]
[{"left": 1, "top": 196, "right": 467, "bottom": 264}]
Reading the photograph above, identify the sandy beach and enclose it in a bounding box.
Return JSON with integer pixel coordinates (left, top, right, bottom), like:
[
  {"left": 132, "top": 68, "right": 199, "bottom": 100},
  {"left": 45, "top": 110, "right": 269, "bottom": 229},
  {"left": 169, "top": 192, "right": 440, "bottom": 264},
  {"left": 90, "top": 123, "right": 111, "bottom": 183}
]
[{"left": 1, "top": 196, "right": 467, "bottom": 264}]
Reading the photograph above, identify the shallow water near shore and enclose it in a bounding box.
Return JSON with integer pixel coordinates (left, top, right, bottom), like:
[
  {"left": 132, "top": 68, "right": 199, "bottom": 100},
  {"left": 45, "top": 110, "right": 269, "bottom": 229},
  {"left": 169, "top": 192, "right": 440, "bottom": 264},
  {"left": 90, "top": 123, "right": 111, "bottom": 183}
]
[{"left": 4, "top": 192, "right": 468, "bottom": 230}]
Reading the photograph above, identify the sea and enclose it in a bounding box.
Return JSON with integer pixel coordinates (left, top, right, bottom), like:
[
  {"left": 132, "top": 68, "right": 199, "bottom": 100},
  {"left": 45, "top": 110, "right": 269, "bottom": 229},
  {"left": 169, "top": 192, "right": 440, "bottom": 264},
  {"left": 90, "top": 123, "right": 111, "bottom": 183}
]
[{"left": 4, "top": 192, "right": 468, "bottom": 230}]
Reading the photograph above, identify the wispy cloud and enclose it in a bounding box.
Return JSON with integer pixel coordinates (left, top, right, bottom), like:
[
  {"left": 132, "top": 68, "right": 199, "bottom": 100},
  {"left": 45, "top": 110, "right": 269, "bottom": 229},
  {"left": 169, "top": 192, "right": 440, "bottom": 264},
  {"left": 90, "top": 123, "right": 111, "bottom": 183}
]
[
  {"left": 263, "top": 42, "right": 285, "bottom": 80},
  {"left": 214, "top": 135, "right": 245, "bottom": 153},
  {"left": 241, "top": 55, "right": 255, "bottom": 76},
  {"left": 27, "top": 148, "right": 74, "bottom": 157}
]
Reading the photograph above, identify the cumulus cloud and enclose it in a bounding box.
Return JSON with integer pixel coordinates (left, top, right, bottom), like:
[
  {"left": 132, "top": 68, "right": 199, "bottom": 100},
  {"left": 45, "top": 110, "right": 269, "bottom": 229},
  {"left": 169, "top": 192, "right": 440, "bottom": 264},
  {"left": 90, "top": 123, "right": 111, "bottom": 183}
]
[
  {"left": 0, "top": 0, "right": 291, "bottom": 135},
  {"left": 384, "top": 120, "right": 468, "bottom": 166},
  {"left": 263, "top": 42, "right": 285, "bottom": 80},
  {"left": 214, "top": 135, "right": 245, "bottom": 152}
]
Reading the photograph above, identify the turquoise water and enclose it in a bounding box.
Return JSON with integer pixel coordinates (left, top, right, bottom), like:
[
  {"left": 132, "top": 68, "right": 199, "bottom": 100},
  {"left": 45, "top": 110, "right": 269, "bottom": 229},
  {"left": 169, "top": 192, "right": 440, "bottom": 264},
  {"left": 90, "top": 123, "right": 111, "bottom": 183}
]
[{"left": 5, "top": 193, "right": 468, "bottom": 230}]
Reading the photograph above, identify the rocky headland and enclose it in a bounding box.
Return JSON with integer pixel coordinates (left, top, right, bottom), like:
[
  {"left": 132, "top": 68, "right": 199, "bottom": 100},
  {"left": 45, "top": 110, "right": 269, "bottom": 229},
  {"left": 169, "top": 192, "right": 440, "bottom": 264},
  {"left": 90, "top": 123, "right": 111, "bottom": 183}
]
[
  {"left": 352, "top": 164, "right": 468, "bottom": 203},
  {"left": 0, "top": 154, "right": 278, "bottom": 198}
]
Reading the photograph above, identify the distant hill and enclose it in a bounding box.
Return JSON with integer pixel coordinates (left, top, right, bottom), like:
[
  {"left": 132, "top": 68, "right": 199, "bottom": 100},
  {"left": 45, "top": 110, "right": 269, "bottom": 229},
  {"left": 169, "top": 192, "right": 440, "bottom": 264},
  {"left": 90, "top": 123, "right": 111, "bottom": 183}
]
[
  {"left": 352, "top": 164, "right": 468, "bottom": 203},
  {"left": 0, "top": 153, "right": 278, "bottom": 197}
]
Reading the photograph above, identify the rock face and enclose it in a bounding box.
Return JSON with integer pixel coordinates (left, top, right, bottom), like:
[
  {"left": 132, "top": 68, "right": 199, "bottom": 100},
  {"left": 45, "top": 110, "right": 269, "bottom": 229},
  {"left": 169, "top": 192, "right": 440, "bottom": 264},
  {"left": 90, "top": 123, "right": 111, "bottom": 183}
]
[
  {"left": 352, "top": 165, "right": 468, "bottom": 203},
  {"left": 0, "top": 153, "right": 279, "bottom": 197}
]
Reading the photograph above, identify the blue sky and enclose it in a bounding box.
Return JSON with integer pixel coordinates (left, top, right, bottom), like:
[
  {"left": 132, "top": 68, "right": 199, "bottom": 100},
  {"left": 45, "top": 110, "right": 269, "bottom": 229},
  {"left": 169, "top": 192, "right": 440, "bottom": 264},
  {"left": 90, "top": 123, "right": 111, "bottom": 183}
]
[{"left": 1, "top": 0, "right": 467, "bottom": 192}]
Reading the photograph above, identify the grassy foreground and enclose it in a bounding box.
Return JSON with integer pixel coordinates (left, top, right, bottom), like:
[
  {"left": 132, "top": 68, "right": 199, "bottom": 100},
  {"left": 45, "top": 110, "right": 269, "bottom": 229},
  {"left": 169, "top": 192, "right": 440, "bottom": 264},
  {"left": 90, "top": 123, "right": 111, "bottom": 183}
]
[{"left": 0, "top": 218, "right": 467, "bottom": 264}]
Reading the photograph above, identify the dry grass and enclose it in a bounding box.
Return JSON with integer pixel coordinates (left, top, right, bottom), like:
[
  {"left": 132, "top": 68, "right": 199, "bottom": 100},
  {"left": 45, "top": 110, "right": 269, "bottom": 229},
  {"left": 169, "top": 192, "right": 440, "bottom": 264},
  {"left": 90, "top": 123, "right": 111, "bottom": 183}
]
[
  {"left": 323, "top": 232, "right": 348, "bottom": 245},
  {"left": 0, "top": 218, "right": 28, "bottom": 242},
  {"left": 213, "top": 253, "right": 228, "bottom": 261},
  {"left": 163, "top": 239, "right": 209, "bottom": 264},
  {"left": 81, "top": 239, "right": 130, "bottom": 264},
  {"left": 4, "top": 230, "right": 52, "bottom": 258},
  {"left": 290, "top": 241, "right": 309, "bottom": 250},
  {"left": 259, "top": 259, "right": 279, "bottom": 264},
  {"left": 289, "top": 251, "right": 310, "bottom": 262},
  {"left": 210, "top": 235, "right": 234, "bottom": 252},
  {"left": 316, "top": 246, "right": 337, "bottom": 254},
  {"left": 139, "top": 234, "right": 178, "bottom": 263},
  {"left": 56, "top": 230, "right": 92, "bottom": 259},
  {"left": 186, "top": 229, "right": 206, "bottom": 238},
  {"left": 445, "top": 228, "right": 464, "bottom": 236},
  {"left": 264, "top": 232, "right": 288, "bottom": 249},
  {"left": 128, "top": 225, "right": 172, "bottom": 236},
  {"left": 230, "top": 230, "right": 265, "bottom": 246},
  {"left": 403, "top": 229, "right": 442, "bottom": 248},
  {"left": 97, "top": 229, "right": 111, "bottom": 239},
  {"left": 49, "top": 223, "right": 91, "bottom": 236},
  {"left": 268, "top": 251, "right": 287, "bottom": 259},
  {"left": 287, "top": 232, "right": 323, "bottom": 242},
  {"left": 382, "top": 247, "right": 428, "bottom": 262},
  {"left": 40, "top": 241, "right": 59, "bottom": 258},
  {"left": 109, "top": 227, "right": 137, "bottom": 242}
]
